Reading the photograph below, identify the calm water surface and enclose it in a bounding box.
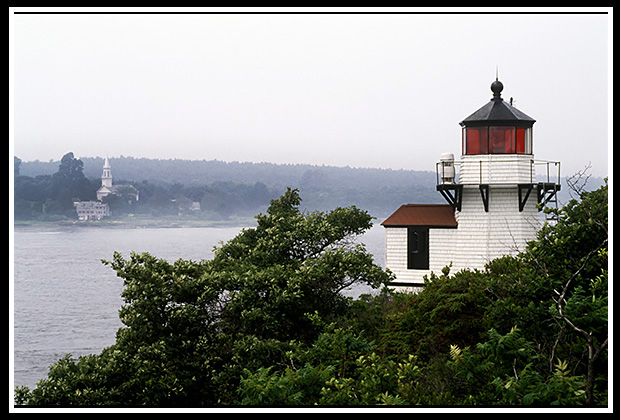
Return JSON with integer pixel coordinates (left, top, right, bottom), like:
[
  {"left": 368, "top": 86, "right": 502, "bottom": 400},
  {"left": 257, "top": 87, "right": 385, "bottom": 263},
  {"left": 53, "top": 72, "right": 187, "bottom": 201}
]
[{"left": 12, "top": 224, "right": 384, "bottom": 390}]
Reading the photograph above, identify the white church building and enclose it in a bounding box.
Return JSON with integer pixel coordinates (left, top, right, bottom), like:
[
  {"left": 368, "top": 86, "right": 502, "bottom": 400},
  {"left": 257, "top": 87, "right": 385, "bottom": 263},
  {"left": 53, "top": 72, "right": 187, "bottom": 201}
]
[
  {"left": 382, "top": 78, "right": 561, "bottom": 291},
  {"left": 75, "top": 156, "right": 117, "bottom": 220},
  {"left": 96, "top": 156, "right": 118, "bottom": 201},
  {"left": 75, "top": 156, "right": 138, "bottom": 220}
]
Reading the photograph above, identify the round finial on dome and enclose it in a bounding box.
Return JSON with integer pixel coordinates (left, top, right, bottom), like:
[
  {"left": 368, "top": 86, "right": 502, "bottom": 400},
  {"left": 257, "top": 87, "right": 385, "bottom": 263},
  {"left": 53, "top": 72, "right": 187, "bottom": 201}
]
[{"left": 491, "top": 79, "right": 504, "bottom": 100}]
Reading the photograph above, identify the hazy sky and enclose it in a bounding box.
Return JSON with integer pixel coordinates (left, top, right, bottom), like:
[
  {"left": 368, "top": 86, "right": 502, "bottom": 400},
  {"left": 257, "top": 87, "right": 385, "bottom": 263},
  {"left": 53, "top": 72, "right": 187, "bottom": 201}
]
[{"left": 10, "top": 8, "right": 611, "bottom": 177}]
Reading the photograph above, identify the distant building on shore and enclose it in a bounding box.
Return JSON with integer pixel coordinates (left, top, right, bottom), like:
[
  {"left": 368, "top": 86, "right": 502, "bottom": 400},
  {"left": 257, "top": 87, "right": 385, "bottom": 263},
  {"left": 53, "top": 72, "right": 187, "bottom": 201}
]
[
  {"left": 74, "top": 156, "right": 115, "bottom": 220},
  {"left": 74, "top": 156, "right": 138, "bottom": 220},
  {"left": 74, "top": 200, "right": 110, "bottom": 220}
]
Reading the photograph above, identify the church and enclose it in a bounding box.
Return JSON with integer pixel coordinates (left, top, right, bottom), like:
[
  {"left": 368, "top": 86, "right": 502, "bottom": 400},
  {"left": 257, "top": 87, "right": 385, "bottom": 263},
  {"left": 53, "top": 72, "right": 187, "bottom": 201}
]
[
  {"left": 95, "top": 156, "right": 139, "bottom": 203},
  {"left": 381, "top": 78, "right": 561, "bottom": 292},
  {"left": 75, "top": 156, "right": 138, "bottom": 220},
  {"left": 96, "top": 156, "right": 118, "bottom": 201}
]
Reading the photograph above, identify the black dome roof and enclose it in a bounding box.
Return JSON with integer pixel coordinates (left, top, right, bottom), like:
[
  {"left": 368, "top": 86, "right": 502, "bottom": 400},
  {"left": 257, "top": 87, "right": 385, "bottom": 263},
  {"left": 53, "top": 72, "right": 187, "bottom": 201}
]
[{"left": 460, "top": 79, "right": 535, "bottom": 127}]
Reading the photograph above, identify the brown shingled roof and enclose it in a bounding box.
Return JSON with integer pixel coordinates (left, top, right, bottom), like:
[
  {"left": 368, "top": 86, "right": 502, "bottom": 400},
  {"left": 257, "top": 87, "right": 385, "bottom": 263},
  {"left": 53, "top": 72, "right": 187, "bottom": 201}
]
[{"left": 381, "top": 204, "right": 457, "bottom": 228}]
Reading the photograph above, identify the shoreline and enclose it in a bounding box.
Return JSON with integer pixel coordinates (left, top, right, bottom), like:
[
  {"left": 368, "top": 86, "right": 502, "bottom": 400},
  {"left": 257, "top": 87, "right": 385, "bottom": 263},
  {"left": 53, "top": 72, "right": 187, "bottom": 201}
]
[{"left": 12, "top": 215, "right": 258, "bottom": 230}]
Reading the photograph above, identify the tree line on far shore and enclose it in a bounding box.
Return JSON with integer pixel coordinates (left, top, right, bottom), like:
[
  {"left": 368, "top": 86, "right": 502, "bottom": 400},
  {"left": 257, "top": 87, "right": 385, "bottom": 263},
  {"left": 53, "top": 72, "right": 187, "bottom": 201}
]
[{"left": 13, "top": 153, "right": 441, "bottom": 222}]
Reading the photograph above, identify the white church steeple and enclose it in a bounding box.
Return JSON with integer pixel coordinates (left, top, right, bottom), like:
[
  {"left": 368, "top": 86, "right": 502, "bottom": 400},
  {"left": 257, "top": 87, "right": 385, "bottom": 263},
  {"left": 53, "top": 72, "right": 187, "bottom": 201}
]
[
  {"left": 101, "top": 156, "right": 112, "bottom": 188},
  {"left": 96, "top": 156, "right": 116, "bottom": 201}
]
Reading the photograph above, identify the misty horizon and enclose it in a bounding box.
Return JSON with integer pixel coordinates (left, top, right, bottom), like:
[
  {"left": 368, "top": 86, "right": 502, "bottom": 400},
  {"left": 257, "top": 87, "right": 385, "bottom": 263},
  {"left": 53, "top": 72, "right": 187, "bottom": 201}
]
[{"left": 11, "top": 9, "right": 610, "bottom": 178}]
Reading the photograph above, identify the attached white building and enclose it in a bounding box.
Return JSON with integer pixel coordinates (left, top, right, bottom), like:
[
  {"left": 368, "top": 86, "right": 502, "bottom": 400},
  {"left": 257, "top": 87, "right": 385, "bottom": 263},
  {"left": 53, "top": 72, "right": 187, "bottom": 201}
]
[{"left": 382, "top": 78, "right": 561, "bottom": 292}]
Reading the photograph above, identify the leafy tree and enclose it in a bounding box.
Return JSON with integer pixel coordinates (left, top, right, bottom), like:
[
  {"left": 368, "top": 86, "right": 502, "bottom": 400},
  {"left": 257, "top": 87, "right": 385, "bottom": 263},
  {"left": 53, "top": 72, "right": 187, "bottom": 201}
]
[
  {"left": 373, "top": 267, "right": 490, "bottom": 363},
  {"left": 51, "top": 152, "right": 93, "bottom": 206},
  {"left": 15, "top": 188, "right": 390, "bottom": 406},
  {"left": 525, "top": 180, "right": 608, "bottom": 405},
  {"left": 211, "top": 188, "right": 391, "bottom": 343},
  {"left": 237, "top": 323, "right": 421, "bottom": 406},
  {"left": 479, "top": 180, "right": 608, "bottom": 405},
  {"left": 14, "top": 152, "right": 96, "bottom": 219},
  {"left": 446, "top": 326, "right": 587, "bottom": 405},
  {"left": 55, "top": 152, "right": 86, "bottom": 183}
]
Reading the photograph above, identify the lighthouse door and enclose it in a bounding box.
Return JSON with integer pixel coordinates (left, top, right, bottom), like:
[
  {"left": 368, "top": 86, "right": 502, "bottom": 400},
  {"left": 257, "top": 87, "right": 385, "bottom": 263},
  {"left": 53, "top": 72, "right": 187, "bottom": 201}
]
[{"left": 407, "top": 227, "right": 429, "bottom": 270}]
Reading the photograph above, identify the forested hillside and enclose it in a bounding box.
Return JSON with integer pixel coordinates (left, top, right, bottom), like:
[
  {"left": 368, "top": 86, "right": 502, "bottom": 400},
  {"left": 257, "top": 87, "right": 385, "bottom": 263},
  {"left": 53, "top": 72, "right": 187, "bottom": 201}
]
[
  {"left": 19, "top": 156, "right": 438, "bottom": 189},
  {"left": 15, "top": 155, "right": 441, "bottom": 221},
  {"left": 15, "top": 154, "right": 604, "bottom": 222}
]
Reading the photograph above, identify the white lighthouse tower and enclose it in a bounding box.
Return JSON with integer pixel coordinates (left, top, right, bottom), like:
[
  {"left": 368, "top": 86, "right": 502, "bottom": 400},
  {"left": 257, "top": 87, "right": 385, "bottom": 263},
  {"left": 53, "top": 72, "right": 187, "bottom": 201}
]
[{"left": 382, "top": 78, "right": 561, "bottom": 291}]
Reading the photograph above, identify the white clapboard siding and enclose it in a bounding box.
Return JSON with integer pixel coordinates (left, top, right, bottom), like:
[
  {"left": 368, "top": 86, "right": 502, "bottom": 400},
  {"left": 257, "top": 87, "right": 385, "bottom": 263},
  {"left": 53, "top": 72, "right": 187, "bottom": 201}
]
[
  {"left": 384, "top": 155, "right": 542, "bottom": 290},
  {"left": 459, "top": 155, "right": 535, "bottom": 185}
]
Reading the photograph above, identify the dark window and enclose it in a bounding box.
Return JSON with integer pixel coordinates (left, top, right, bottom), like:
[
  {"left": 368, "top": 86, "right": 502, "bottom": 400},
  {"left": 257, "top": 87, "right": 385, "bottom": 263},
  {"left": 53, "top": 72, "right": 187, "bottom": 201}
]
[{"left": 407, "top": 227, "right": 429, "bottom": 270}]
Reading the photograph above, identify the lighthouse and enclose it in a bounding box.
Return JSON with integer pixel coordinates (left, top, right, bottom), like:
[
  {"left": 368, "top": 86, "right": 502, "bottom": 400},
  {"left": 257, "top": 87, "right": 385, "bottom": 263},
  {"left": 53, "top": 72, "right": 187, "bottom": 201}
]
[{"left": 382, "top": 78, "right": 561, "bottom": 291}]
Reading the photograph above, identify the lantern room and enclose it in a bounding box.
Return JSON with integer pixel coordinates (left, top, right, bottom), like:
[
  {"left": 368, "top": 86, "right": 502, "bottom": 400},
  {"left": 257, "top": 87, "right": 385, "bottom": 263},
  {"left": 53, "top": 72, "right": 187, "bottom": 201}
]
[{"left": 460, "top": 79, "right": 535, "bottom": 156}]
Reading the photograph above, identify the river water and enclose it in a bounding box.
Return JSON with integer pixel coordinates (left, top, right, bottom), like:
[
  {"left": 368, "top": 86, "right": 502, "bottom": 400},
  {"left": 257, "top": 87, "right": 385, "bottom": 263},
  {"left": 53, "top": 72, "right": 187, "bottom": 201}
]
[{"left": 11, "top": 223, "right": 385, "bottom": 391}]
